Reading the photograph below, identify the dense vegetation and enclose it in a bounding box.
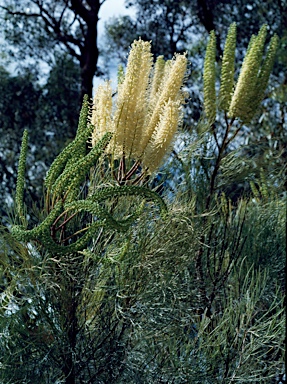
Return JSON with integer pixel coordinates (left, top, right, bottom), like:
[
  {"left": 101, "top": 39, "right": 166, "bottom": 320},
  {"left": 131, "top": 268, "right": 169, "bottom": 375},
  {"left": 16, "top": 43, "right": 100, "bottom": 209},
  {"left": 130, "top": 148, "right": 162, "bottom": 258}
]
[{"left": 0, "top": 1, "right": 286, "bottom": 383}]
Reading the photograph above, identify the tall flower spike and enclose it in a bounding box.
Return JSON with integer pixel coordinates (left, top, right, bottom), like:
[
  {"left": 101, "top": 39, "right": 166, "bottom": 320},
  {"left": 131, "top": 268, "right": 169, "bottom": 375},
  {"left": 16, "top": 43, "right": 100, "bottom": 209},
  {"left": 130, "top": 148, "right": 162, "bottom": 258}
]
[
  {"left": 15, "top": 129, "right": 28, "bottom": 225},
  {"left": 203, "top": 30, "right": 217, "bottom": 124},
  {"left": 66, "top": 95, "right": 90, "bottom": 167},
  {"left": 149, "top": 55, "right": 166, "bottom": 106},
  {"left": 112, "top": 39, "right": 153, "bottom": 158},
  {"left": 252, "top": 34, "right": 279, "bottom": 112},
  {"left": 219, "top": 23, "right": 237, "bottom": 112},
  {"left": 91, "top": 81, "right": 113, "bottom": 147},
  {"left": 140, "top": 53, "right": 187, "bottom": 155},
  {"left": 142, "top": 99, "right": 181, "bottom": 174},
  {"left": 229, "top": 25, "right": 268, "bottom": 123}
]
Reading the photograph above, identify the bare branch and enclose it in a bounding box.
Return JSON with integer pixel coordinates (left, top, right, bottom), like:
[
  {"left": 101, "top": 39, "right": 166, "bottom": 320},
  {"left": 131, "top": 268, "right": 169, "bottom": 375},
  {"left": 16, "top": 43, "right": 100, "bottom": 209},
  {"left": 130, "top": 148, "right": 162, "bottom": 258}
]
[
  {"left": 0, "top": 6, "right": 40, "bottom": 18},
  {"left": 1, "top": 2, "right": 83, "bottom": 59},
  {"left": 58, "top": 0, "right": 69, "bottom": 26},
  {"left": 36, "top": 1, "right": 83, "bottom": 49}
]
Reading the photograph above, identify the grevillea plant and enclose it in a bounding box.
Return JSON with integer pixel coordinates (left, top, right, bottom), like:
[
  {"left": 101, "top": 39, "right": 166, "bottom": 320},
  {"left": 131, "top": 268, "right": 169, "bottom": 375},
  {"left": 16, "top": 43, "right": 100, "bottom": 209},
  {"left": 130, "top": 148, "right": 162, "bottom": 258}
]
[
  {"left": 11, "top": 39, "right": 188, "bottom": 255},
  {"left": 2, "top": 28, "right": 282, "bottom": 384}
]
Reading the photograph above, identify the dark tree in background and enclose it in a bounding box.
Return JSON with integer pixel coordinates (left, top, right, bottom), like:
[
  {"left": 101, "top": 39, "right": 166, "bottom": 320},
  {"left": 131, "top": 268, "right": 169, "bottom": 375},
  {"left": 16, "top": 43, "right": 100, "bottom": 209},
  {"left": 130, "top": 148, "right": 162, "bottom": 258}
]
[
  {"left": 104, "top": 0, "right": 286, "bottom": 59},
  {"left": 0, "top": 66, "right": 40, "bottom": 210},
  {"left": 1, "top": 0, "right": 105, "bottom": 101},
  {"left": 0, "top": 56, "right": 80, "bottom": 219},
  {"left": 0, "top": 1, "right": 106, "bottom": 216}
]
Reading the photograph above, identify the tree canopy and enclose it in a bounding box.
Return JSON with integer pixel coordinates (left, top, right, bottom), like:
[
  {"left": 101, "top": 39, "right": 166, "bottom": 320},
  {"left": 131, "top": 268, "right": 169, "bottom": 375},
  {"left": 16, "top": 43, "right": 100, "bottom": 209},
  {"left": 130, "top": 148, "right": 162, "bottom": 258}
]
[{"left": 1, "top": 0, "right": 106, "bottom": 99}]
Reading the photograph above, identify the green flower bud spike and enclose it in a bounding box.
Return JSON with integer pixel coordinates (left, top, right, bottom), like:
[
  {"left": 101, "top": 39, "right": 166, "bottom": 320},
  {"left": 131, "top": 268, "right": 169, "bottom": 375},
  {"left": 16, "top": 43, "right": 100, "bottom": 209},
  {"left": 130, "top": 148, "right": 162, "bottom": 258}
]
[
  {"left": 219, "top": 23, "right": 237, "bottom": 112},
  {"left": 229, "top": 25, "right": 268, "bottom": 123},
  {"left": 203, "top": 30, "right": 217, "bottom": 124},
  {"left": 15, "top": 129, "right": 28, "bottom": 226}
]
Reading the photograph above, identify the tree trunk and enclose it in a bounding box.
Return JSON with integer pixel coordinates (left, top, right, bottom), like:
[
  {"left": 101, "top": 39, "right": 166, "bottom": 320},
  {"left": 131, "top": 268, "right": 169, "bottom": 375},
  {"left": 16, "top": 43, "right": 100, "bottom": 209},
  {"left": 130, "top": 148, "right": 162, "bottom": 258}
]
[{"left": 79, "top": 2, "right": 101, "bottom": 101}]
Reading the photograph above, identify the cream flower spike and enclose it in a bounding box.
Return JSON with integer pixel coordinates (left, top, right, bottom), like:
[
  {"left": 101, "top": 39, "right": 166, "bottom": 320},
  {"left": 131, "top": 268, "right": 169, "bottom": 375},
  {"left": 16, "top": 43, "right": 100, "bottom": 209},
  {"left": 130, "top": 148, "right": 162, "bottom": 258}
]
[
  {"left": 112, "top": 38, "right": 153, "bottom": 158},
  {"left": 142, "top": 99, "right": 182, "bottom": 173},
  {"left": 140, "top": 53, "right": 187, "bottom": 155},
  {"left": 91, "top": 81, "right": 113, "bottom": 147},
  {"left": 91, "top": 39, "right": 187, "bottom": 179},
  {"left": 149, "top": 55, "right": 166, "bottom": 107},
  {"left": 229, "top": 25, "right": 267, "bottom": 122}
]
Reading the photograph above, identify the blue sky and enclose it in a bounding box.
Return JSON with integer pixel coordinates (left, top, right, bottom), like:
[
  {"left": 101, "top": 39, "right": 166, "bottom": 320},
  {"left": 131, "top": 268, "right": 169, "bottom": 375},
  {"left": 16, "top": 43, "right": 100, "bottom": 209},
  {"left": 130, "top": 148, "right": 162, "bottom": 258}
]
[
  {"left": 95, "top": 0, "right": 135, "bottom": 90},
  {"left": 98, "top": 0, "right": 131, "bottom": 36}
]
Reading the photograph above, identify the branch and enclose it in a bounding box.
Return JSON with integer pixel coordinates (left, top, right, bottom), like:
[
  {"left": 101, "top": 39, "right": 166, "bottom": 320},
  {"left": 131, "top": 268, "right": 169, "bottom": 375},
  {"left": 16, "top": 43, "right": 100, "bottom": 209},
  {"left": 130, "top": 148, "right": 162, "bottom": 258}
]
[
  {"left": 2, "top": 2, "right": 82, "bottom": 60},
  {"left": 58, "top": 0, "right": 69, "bottom": 26},
  {"left": 0, "top": 5, "right": 40, "bottom": 18},
  {"left": 211, "top": 122, "right": 220, "bottom": 150},
  {"left": 226, "top": 124, "right": 243, "bottom": 147},
  {"left": 35, "top": 1, "right": 83, "bottom": 49}
]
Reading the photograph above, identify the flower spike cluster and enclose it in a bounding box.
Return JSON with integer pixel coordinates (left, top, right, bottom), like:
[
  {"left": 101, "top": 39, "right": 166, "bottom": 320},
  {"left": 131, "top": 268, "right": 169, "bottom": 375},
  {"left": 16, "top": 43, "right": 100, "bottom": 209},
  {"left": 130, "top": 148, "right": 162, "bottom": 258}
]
[
  {"left": 12, "top": 40, "right": 187, "bottom": 256},
  {"left": 91, "top": 38, "right": 188, "bottom": 174},
  {"left": 12, "top": 99, "right": 168, "bottom": 255},
  {"left": 203, "top": 24, "right": 278, "bottom": 124}
]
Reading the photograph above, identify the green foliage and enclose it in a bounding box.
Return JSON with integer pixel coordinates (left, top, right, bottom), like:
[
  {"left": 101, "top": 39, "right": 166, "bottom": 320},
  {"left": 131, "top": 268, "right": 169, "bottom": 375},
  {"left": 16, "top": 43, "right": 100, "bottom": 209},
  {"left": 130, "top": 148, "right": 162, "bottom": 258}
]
[
  {"left": 96, "top": 193, "right": 284, "bottom": 383},
  {"left": 1, "top": 85, "right": 170, "bottom": 381}
]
